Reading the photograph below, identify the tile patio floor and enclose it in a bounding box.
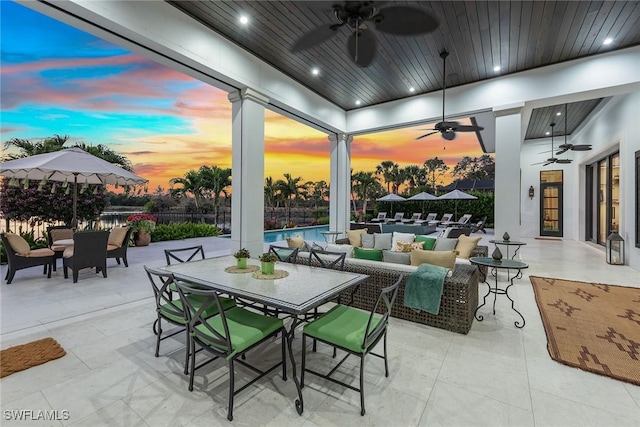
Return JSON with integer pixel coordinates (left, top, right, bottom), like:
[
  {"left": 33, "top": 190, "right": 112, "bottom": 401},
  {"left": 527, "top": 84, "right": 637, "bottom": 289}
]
[{"left": 1, "top": 232, "right": 639, "bottom": 426}]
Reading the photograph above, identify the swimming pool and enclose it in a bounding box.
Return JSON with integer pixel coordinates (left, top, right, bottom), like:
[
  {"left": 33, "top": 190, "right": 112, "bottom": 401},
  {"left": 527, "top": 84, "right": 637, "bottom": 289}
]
[{"left": 263, "top": 225, "right": 330, "bottom": 243}]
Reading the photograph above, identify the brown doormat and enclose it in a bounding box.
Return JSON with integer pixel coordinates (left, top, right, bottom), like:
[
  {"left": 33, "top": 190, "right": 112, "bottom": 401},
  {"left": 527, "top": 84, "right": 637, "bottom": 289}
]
[
  {"left": 0, "top": 337, "right": 66, "bottom": 378},
  {"left": 530, "top": 276, "right": 640, "bottom": 385}
]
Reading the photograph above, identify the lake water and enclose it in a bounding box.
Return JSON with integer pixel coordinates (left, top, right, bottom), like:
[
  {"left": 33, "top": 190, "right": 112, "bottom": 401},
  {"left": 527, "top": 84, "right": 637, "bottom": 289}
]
[{"left": 263, "top": 225, "right": 330, "bottom": 243}]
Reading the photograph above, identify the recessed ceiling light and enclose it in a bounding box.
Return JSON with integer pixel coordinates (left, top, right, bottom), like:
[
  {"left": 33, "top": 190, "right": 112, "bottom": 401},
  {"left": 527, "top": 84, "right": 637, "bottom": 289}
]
[
  {"left": 409, "top": 87, "right": 415, "bottom": 93},
  {"left": 239, "top": 15, "right": 249, "bottom": 25},
  {"left": 493, "top": 65, "right": 501, "bottom": 72},
  {"left": 545, "top": 131, "right": 550, "bottom": 136},
  {"left": 556, "top": 112, "right": 562, "bottom": 116},
  {"left": 603, "top": 37, "right": 613, "bottom": 45},
  {"left": 311, "top": 68, "right": 319, "bottom": 76},
  {"left": 355, "top": 100, "right": 361, "bottom": 106}
]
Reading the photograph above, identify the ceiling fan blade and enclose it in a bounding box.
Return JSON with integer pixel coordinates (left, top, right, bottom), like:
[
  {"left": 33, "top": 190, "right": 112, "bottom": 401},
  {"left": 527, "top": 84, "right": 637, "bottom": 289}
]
[
  {"left": 374, "top": 6, "right": 439, "bottom": 35},
  {"left": 555, "top": 148, "right": 569, "bottom": 155},
  {"left": 556, "top": 159, "right": 573, "bottom": 164},
  {"left": 571, "top": 145, "right": 592, "bottom": 151},
  {"left": 543, "top": 161, "right": 554, "bottom": 166},
  {"left": 416, "top": 131, "right": 439, "bottom": 140},
  {"left": 348, "top": 29, "right": 376, "bottom": 67},
  {"left": 452, "top": 125, "right": 484, "bottom": 132},
  {"left": 292, "top": 24, "right": 339, "bottom": 52}
]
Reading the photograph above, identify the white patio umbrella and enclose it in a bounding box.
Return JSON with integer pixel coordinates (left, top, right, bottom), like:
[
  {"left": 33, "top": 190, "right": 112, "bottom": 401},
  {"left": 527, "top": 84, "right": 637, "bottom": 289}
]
[
  {"left": 438, "top": 189, "right": 477, "bottom": 221},
  {"left": 407, "top": 191, "right": 439, "bottom": 214},
  {"left": 376, "top": 193, "right": 406, "bottom": 215},
  {"left": 0, "top": 147, "right": 148, "bottom": 228}
]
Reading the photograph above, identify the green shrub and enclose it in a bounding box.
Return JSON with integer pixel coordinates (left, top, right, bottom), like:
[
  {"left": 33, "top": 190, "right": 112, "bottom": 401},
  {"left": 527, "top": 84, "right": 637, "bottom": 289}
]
[
  {"left": 315, "top": 216, "right": 330, "bottom": 225},
  {"left": 151, "top": 222, "right": 221, "bottom": 242}
]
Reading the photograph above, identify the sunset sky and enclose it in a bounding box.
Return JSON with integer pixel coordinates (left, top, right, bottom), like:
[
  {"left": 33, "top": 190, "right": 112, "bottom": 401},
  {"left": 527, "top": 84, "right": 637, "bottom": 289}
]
[{"left": 1, "top": 1, "right": 487, "bottom": 193}]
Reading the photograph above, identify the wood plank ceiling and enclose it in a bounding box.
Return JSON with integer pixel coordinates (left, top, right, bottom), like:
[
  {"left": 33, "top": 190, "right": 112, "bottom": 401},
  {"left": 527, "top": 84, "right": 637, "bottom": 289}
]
[{"left": 167, "top": 1, "right": 639, "bottom": 137}]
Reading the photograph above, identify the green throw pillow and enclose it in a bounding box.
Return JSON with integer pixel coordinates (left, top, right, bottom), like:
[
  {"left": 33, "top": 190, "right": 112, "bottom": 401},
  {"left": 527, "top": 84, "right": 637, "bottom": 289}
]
[
  {"left": 415, "top": 235, "right": 437, "bottom": 250},
  {"left": 353, "top": 247, "right": 384, "bottom": 261}
]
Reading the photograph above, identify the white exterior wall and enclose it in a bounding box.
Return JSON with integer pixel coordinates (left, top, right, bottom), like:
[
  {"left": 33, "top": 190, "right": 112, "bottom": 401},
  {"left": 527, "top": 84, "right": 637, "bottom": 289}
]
[{"left": 521, "top": 92, "right": 640, "bottom": 269}]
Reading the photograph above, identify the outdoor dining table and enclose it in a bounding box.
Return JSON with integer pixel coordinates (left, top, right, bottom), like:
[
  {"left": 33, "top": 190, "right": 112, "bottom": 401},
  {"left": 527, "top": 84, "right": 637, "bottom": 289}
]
[{"left": 159, "top": 255, "right": 368, "bottom": 415}]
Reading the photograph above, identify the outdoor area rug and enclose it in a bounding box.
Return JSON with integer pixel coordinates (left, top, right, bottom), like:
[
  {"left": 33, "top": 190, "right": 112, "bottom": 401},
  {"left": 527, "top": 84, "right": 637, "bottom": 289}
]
[
  {"left": 0, "top": 337, "right": 66, "bottom": 378},
  {"left": 530, "top": 276, "right": 640, "bottom": 385}
]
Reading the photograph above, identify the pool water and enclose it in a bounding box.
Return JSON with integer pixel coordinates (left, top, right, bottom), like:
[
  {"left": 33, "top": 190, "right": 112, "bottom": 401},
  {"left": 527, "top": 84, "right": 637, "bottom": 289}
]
[{"left": 263, "top": 225, "right": 330, "bottom": 243}]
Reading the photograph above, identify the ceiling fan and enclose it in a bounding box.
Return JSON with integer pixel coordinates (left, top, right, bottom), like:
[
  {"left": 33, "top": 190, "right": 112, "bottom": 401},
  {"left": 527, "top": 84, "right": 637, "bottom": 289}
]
[
  {"left": 533, "top": 123, "right": 573, "bottom": 166},
  {"left": 291, "top": 1, "right": 439, "bottom": 67},
  {"left": 555, "top": 104, "right": 592, "bottom": 154},
  {"left": 416, "top": 51, "right": 484, "bottom": 141}
]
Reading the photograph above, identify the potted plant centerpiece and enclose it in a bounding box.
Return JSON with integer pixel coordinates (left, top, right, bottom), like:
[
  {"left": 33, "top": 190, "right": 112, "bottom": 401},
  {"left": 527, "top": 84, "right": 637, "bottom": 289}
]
[
  {"left": 258, "top": 252, "right": 277, "bottom": 275},
  {"left": 126, "top": 213, "right": 157, "bottom": 246},
  {"left": 233, "top": 248, "right": 251, "bottom": 269}
]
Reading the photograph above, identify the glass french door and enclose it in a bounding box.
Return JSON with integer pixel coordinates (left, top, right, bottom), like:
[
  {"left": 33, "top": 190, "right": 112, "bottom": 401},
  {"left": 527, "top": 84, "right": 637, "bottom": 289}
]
[
  {"left": 540, "top": 170, "right": 563, "bottom": 237},
  {"left": 587, "top": 153, "right": 620, "bottom": 245}
]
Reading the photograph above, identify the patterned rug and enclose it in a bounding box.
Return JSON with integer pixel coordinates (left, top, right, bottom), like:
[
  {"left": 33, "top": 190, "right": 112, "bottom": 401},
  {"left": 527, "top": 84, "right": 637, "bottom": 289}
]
[
  {"left": 0, "top": 337, "right": 66, "bottom": 378},
  {"left": 530, "top": 276, "right": 640, "bottom": 385}
]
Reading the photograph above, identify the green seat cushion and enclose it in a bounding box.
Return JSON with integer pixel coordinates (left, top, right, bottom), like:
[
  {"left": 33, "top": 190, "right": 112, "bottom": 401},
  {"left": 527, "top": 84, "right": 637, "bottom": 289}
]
[
  {"left": 415, "top": 235, "right": 437, "bottom": 250},
  {"left": 353, "top": 247, "right": 384, "bottom": 261},
  {"left": 303, "top": 305, "right": 382, "bottom": 353},
  {"left": 194, "top": 307, "right": 283, "bottom": 359},
  {"left": 158, "top": 295, "right": 235, "bottom": 324}
]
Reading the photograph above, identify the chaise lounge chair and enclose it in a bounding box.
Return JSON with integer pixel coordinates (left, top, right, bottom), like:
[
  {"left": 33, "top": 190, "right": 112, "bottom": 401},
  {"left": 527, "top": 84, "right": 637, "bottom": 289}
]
[
  {"left": 370, "top": 212, "right": 387, "bottom": 223},
  {"left": 401, "top": 213, "right": 422, "bottom": 223},
  {"left": 385, "top": 212, "right": 405, "bottom": 223}
]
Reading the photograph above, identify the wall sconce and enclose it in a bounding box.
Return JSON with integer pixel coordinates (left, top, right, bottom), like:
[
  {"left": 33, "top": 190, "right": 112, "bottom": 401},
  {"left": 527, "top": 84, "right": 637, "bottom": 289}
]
[{"left": 528, "top": 186, "right": 535, "bottom": 199}]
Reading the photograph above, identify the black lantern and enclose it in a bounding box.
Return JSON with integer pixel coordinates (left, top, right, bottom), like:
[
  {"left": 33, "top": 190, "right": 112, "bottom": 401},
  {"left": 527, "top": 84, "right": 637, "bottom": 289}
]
[
  {"left": 606, "top": 231, "right": 624, "bottom": 265},
  {"left": 529, "top": 186, "right": 535, "bottom": 199}
]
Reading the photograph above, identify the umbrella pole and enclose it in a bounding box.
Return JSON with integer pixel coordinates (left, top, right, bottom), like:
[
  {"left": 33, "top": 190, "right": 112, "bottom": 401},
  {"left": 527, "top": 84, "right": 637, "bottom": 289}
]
[{"left": 71, "top": 174, "right": 78, "bottom": 230}]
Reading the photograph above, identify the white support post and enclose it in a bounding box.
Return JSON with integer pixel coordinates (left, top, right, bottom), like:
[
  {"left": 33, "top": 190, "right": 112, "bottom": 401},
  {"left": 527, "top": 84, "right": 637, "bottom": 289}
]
[
  {"left": 329, "top": 134, "right": 353, "bottom": 236},
  {"left": 493, "top": 103, "right": 524, "bottom": 240},
  {"left": 228, "top": 88, "right": 269, "bottom": 257}
]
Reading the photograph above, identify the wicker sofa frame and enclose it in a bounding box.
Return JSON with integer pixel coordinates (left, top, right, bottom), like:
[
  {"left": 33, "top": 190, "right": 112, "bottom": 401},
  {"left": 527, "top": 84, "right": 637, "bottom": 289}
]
[{"left": 298, "top": 245, "right": 487, "bottom": 334}]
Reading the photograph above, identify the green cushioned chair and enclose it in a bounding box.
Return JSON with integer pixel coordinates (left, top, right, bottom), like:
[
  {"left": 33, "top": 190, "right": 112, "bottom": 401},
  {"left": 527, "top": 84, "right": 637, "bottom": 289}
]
[
  {"left": 301, "top": 274, "right": 402, "bottom": 416},
  {"left": 175, "top": 281, "right": 287, "bottom": 422},
  {"left": 144, "top": 266, "right": 235, "bottom": 375}
]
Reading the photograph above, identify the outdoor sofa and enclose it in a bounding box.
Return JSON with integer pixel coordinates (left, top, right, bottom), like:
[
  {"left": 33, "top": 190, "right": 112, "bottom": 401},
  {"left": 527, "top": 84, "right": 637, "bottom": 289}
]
[{"left": 296, "top": 238, "right": 486, "bottom": 334}]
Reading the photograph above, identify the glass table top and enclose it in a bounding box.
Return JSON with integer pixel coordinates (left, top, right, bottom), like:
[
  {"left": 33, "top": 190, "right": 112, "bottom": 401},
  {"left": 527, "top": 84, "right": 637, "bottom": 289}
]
[
  {"left": 161, "top": 255, "right": 368, "bottom": 315},
  {"left": 469, "top": 257, "right": 529, "bottom": 269}
]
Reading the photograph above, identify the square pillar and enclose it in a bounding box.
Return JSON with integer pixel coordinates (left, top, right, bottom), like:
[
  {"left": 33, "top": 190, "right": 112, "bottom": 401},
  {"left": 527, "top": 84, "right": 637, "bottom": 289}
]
[
  {"left": 228, "top": 88, "right": 269, "bottom": 257},
  {"left": 493, "top": 103, "right": 524, "bottom": 240},
  {"left": 329, "top": 134, "right": 352, "bottom": 234}
]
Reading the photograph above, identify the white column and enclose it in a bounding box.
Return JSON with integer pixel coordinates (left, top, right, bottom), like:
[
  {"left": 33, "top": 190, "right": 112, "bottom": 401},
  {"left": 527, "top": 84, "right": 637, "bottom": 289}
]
[
  {"left": 329, "top": 134, "right": 353, "bottom": 235},
  {"left": 493, "top": 103, "right": 524, "bottom": 240},
  {"left": 228, "top": 88, "right": 269, "bottom": 257}
]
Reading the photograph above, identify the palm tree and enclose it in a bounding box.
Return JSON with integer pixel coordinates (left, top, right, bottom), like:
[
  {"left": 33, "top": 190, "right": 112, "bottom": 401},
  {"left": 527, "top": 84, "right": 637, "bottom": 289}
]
[
  {"left": 264, "top": 176, "right": 278, "bottom": 221},
  {"left": 403, "top": 165, "right": 424, "bottom": 194},
  {"left": 275, "top": 173, "right": 305, "bottom": 225},
  {"left": 375, "top": 160, "right": 399, "bottom": 193},
  {"left": 170, "top": 169, "right": 206, "bottom": 220},
  {"left": 2, "top": 134, "right": 69, "bottom": 160},
  {"left": 74, "top": 142, "right": 133, "bottom": 171},
  {"left": 352, "top": 171, "right": 377, "bottom": 217},
  {"left": 199, "top": 165, "right": 232, "bottom": 225}
]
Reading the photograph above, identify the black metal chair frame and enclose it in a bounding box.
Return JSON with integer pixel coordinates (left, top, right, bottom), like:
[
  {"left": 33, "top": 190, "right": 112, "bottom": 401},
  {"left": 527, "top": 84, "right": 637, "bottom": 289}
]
[
  {"left": 1, "top": 233, "right": 53, "bottom": 284},
  {"left": 47, "top": 225, "right": 73, "bottom": 271},
  {"left": 145, "top": 266, "right": 195, "bottom": 375},
  {"left": 62, "top": 231, "right": 109, "bottom": 283},
  {"left": 268, "top": 245, "right": 299, "bottom": 263},
  {"left": 301, "top": 275, "right": 402, "bottom": 416},
  {"left": 176, "top": 281, "right": 287, "bottom": 421},
  {"left": 164, "top": 245, "right": 205, "bottom": 265},
  {"left": 107, "top": 227, "right": 134, "bottom": 267},
  {"left": 468, "top": 216, "right": 488, "bottom": 234}
]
